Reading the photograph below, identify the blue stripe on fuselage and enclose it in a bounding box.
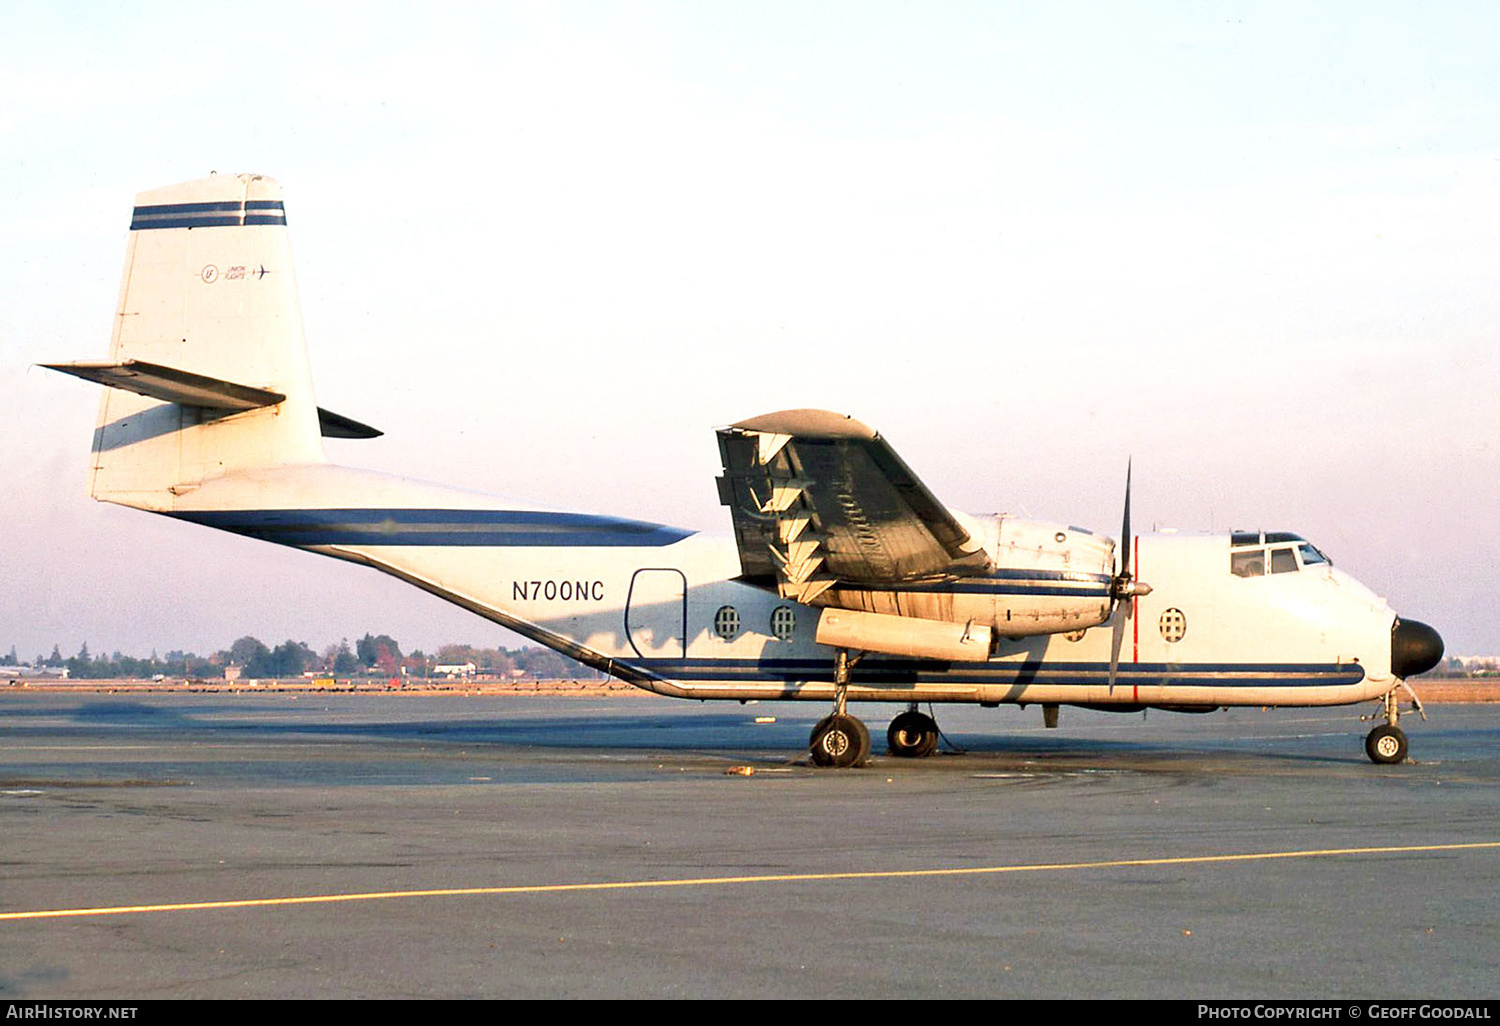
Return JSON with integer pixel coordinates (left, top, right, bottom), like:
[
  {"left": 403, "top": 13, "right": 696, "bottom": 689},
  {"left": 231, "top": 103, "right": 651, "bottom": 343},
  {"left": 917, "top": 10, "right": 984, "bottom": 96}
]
[
  {"left": 169, "top": 508, "right": 694, "bottom": 547},
  {"left": 625, "top": 656, "right": 1366, "bottom": 689}
]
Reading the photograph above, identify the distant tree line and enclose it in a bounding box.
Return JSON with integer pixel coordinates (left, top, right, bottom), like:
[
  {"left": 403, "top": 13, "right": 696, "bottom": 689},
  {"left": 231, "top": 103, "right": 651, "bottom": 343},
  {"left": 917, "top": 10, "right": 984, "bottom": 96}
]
[{"left": 1, "top": 634, "right": 602, "bottom": 681}]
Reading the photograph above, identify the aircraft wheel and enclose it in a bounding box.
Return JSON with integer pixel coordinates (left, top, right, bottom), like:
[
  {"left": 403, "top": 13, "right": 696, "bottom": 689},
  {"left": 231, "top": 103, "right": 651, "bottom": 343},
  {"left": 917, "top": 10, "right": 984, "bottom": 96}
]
[
  {"left": 810, "top": 714, "right": 870, "bottom": 768},
  {"left": 1365, "top": 724, "right": 1408, "bottom": 765},
  {"left": 887, "top": 710, "right": 939, "bottom": 758}
]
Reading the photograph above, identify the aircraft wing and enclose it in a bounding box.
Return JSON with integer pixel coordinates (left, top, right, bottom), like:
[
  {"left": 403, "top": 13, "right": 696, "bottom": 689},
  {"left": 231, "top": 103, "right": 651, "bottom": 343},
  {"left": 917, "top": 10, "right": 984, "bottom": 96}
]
[{"left": 716, "top": 409, "right": 992, "bottom": 602}]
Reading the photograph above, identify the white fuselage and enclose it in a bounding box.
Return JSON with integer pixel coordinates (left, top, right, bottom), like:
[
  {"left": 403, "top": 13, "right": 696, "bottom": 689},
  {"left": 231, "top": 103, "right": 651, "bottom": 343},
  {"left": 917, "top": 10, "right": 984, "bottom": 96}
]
[{"left": 169, "top": 464, "right": 1397, "bottom": 711}]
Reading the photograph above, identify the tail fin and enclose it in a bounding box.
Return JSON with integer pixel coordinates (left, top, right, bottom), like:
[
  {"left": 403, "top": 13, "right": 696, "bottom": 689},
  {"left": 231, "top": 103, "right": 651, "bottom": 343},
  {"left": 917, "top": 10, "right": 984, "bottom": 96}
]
[{"left": 47, "top": 174, "right": 371, "bottom": 512}]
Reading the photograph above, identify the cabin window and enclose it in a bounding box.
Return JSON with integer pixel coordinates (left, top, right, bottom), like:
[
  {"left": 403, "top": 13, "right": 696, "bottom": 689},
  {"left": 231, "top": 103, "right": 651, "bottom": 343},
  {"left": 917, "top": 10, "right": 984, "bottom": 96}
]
[
  {"left": 713, "top": 605, "right": 741, "bottom": 641},
  {"left": 770, "top": 605, "right": 795, "bottom": 641},
  {"left": 1270, "top": 547, "right": 1298, "bottom": 574},
  {"left": 1230, "top": 550, "right": 1265, "bottom": 577},
  {"left": 1159, "top": 608, "right": 1187, "bottom": 643}
]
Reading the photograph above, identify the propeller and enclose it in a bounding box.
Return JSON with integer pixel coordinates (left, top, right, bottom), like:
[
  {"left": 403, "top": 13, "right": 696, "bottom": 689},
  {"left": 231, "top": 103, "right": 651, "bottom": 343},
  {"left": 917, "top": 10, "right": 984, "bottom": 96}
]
[{"left": 1107, "top": 460, "right": 1151, "bottom": 693}]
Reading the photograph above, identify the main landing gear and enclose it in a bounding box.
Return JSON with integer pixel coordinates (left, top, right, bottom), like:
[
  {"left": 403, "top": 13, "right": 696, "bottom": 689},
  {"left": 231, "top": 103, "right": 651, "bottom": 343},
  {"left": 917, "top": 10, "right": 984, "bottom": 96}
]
[
  {"left": 809, "top": 713, "right": 870, "bottom": 768},
  {"left": 808, "top": 650, "right": 943, "bottom": 767},
  {"left": 809, "top": 649, "right": 869, "bottom": 767},
  {"left": 1364, "top": 685, "right": 1425, "bottom": 765},
  {"left": 808, "top": 706, "right": 942, "bottom": 766},
  {"left": 887, "top": 707, "right": 940, "bottom": 758}
]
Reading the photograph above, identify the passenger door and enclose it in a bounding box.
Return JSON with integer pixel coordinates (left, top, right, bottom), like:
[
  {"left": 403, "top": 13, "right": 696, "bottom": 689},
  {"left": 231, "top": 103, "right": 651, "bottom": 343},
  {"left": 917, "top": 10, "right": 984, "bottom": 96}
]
[{"left": 625, "top": 568, "right": 687, "bottom": 659}]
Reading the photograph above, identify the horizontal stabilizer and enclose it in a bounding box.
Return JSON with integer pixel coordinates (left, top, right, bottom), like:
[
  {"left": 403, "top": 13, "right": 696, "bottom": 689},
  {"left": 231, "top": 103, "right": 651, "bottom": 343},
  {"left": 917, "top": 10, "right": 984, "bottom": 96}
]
[
  {"left": 315, "top": 407, "right": 383, "bottom": 439},
  {"left": 44, "top": 360, "right": 284, "bottom": 411},
  {"left": 45, "top": 360, "right": 381, "bottom": 439}
]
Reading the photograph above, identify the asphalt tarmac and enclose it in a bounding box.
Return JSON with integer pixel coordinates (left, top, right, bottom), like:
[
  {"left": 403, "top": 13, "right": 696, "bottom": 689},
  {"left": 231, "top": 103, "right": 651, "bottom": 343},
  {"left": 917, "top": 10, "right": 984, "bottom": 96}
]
[{"left": 1, "top": 691, "right": 1497, "bottom": 999}]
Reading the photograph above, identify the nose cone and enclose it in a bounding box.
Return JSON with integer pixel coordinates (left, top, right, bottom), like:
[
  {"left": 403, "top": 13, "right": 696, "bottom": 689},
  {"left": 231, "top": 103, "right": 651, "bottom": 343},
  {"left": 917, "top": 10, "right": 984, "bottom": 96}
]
[{"left": 1391, "top": 618, "right": 1444, "bottom": 679}]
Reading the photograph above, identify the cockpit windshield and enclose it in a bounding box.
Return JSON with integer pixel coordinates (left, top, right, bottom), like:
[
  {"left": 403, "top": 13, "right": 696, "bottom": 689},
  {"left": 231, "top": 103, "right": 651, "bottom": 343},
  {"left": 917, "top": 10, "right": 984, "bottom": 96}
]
[
  {"left": 1230, "top": 532, "right": 1330, "bottom": 577},
  {"left": 1270, "top": 547, "right": 1298, "bottom": 573}
]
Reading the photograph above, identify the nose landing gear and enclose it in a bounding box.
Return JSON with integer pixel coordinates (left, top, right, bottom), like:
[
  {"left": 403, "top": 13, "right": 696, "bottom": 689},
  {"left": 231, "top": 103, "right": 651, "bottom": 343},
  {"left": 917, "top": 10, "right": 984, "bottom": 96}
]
[
  {"left": 1364, "top": 684, "right": 1425, "bottom": 765},
  {"left": 1365, "top": 724, "right": 1407, "bottom": 764}
]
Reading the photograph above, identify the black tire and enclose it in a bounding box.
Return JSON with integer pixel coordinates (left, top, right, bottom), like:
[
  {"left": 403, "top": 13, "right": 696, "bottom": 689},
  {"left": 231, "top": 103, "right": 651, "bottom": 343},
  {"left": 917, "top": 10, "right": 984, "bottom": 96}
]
[
  {"left": 887, "top": 710, "right": 939, "bottom": 758},
  {"left": 809, "top": 716, "right": 832, "bottom": 751},
  {"left": 1365, "top": 725, "right": 1408, "bottom": 765},
  {"left": 810, "top": 714, "right": 870, "bottom": 768}
]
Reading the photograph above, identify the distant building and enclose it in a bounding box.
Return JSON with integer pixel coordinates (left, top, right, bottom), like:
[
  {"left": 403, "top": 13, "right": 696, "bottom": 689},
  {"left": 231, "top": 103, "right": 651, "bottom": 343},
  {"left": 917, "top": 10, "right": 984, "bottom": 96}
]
[
  {"left": 0, "top": 665, "right": 69, "bottom": 679},
  {"left": 433, "top": 662, "right": 477, "bottom": 679},
  {"left": 1451, "top": 655, "right": 1500, "bottom": 676}
]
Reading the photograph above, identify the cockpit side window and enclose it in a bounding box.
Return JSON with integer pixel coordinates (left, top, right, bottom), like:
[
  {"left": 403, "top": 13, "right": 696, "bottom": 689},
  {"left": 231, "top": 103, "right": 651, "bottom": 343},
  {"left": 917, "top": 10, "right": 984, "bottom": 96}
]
[
  {"left": 1298, "top": 543, "right": 1328, "bottom": 566},
  {"left": 1232, "top": 532, "right": 1328, "bottom": 577},
  {"left": 1230, "top": 550, "right": 1265, "bottom": 577}
]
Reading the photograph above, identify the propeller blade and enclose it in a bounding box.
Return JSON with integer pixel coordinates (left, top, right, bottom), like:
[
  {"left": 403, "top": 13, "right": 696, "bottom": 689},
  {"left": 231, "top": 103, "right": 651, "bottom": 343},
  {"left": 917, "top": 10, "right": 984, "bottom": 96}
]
[
  {"left": 1108, "top": 459, "right": 1133, "bottom": 694},
  {"left": 1108, "top": 601, "right": 1125, "bottom": 694}
]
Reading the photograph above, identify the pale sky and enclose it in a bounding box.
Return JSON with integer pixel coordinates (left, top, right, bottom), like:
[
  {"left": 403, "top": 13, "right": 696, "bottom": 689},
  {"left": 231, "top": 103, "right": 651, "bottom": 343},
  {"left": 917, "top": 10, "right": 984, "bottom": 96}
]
[{"left": 4, "top": 1, "right": 1498, "bottom": 661}]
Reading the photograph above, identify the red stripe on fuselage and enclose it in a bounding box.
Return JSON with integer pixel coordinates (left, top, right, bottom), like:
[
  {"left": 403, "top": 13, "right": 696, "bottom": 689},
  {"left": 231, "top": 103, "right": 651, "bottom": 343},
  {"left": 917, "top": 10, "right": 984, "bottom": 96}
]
[
  {"left": 1132, "top": 535, "right": 1140, "bottom": 663},
  {"left": 1132, "top": 535, "right": 1140, "bottom": 702}
]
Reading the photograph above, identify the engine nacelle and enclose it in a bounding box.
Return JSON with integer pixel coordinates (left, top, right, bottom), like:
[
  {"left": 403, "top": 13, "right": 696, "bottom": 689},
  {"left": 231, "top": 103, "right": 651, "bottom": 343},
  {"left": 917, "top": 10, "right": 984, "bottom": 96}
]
[{"left": 811, "top": 515, "right": 1118, "bottom": 639}]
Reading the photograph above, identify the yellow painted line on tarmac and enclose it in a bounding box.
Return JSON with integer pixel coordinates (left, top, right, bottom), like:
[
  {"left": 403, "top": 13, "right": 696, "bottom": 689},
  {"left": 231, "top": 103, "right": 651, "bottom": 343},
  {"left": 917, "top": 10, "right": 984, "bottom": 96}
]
[{"left": 4, "top": 841, "right": 1498, "bottom": 922}]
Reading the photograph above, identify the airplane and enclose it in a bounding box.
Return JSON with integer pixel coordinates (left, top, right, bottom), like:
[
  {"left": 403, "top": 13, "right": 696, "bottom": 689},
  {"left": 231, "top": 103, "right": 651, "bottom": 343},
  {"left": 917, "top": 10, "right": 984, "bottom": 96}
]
[{"left": 44, "top": 174, "right": 1445, "bottom": 767}]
